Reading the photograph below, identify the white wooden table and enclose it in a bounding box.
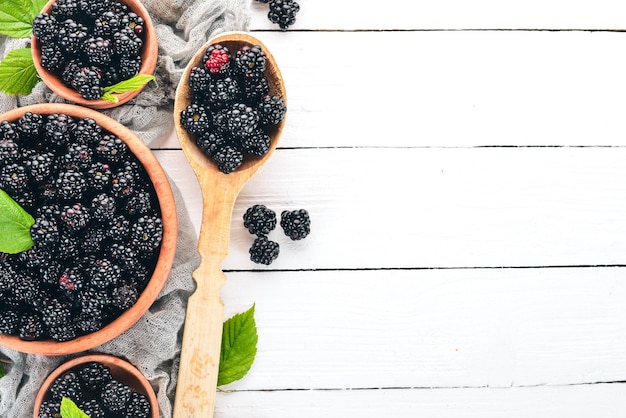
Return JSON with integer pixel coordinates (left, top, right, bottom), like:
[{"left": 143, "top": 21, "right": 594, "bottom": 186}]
[{"left": 153, "top": 2, "right": 626, "bottom": 416}]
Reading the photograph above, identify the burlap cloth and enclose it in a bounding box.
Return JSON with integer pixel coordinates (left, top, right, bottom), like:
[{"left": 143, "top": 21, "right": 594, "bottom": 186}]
[{"left": 0, "top": 0, "right": 251, "bottom": 416}]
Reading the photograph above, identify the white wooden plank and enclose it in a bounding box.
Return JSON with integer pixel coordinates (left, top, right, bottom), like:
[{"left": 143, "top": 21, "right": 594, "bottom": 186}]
[
  {"left": 216, "top": 384, "right": 626, "bottom": 418},
  {"left": 217, "top": 268, "right": 626, "bottom": 391},
  {"left": 155, "top": 147, "right": 626, "bottom": 269},
  {"left": 154, "top": 31, "right": 626, "bottom": 149},
  {"left": 249, "top": 0, "right": 626, "bottom": 30}
]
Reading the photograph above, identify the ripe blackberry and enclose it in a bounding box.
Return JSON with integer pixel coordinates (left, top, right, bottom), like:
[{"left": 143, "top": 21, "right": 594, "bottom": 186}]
[
  {"left": 0, "top": 310, "right": 19, "bottom": 334},
  {"left": 58, "top": 20, "right": 89, "bottom": 55},
  {"left": 180, "top": 103, "right": 212, "bottom": 135},
  {"left": 109, "top": 215, "right": 131, "bottom": 242},
  {"left": 110, "top": 243, "right": 140, "bottom": 270},
  {"left": 78, "top": 286, "right": 110, "bottom": 318},
  {"left": 26, "top": 152, "right": 54, "bottom": 183},
  {"left": 111, "top": 169, "right": 136, "bottom": 199},
  {"left": 14, "top": 191, "right": 36, "bottom": 213},
  {"left": 249, "top": 235, "right": 280, "bottom": 265},
  {"left": 130, "top": 216, "right": 163, "bottom": 253},
  {"left": 50, "top": 371, "right": 84, "bottom": 404},
  {"left": 38, "top": 400, "right": 61, "bottom": 418},
  {"left": 40, "top": 44, "right": 64, "bottom": 72},
  {"left": 57, "top": 267, "right": 85, "bottom": 295},
  {"left": 119, "top": 55, "right": 142, "bottom": 80},
  {"left": 81, "top": 227, "right": 108, "bottom": 254},
  {"left": 281, "top": 209, "right": 311, "bottom": 240},
  {"left": 209, "top": 76, "right": 241, "bottom": 108},
  {"left": 16, "top": 111, "right": 44, "bottom": 140},
  {"left": 226, "top": 103, "right": 260, "bottom": 137},
  {"left": 120, "top": 12, "right": 146, "bottom": 36},
  {"left": 83, "top": 36, "right": 113, "bottom": 66},
  {"left": 268, "top": 0, "right": 300, "bottom": 30},
  {"left": 19, "top": 312, "right": 46, "bottom": 340},
  {"left": 241, "top": 130, "right": 271, "bottom": 156},
  {"left": 243, "top": 76, "right": 269, "bottom": 103},
  {"left": 196, "top": 131, "right": 227, "bottom": 157},
  {"left": 78, "top": 361, "right": 113, "bottom": 391},
  {"left": 79, "top": 0, "right": 112, "bottom": 18},
  {"left": 94, "top": 11, "right": 120, "bottom": 37},
  {"left": 124, "top": 189, "right": 153, "bottom": 216},
  {"left": 74, "top": 117, "right": 103, "bottom": 145},
  {"left": 0, "top": 120, "right": 18, "bottom": 142},
  {"left": 126, "top": 391, "right": 152, "bottom": 418},
  {"left": 70, "top": 66, "right": 103, "bottom": 99},
  {"left": 258, "top": 95, "right": 287, "bottom": 126},
  {"left": 243, "top": 205, "right": 276, "bottom": 235},
  {"left": 91, "top": 193, "right": 117, "bottom": 222},
  {"left": 101, "top": 380, "right": 132, "bottom": 413},
  {"left": 45, "top": 113, "right": 76, "bottom": 147},
  {"left": 30, "top": 216, "right": 60, "bottom": 246},
  {"left": 56, "top": 170, "right": 87, "bottom": 200},
  {"left": 79, "top": 83, "right": 105, "bottom": 101},
  {"left": 96, "top": 134, "right": 127, "bottom": 163},
  {"left": 62, "top": 60, "right": 84, "bottom": 87},
  {"left": 48, "top": 323, "right": 78, "bottom": 342},
  {"left": 0, "top": 163, "right": 29, "bottom": 195},
  {"left": 111, "top": 281, "right": 139, "bottom": 311},
  {"left": 0, "top": 138, "right": 20, "bottom": 164},
  {"left": 113, "top": 29, "right": 142, "bottom": 58},
  {"left": 213, "top": 144, "right": 244, "bottom": 174},
  {"left": 90, "top": 259, "right": 121, "bottom": 289},
  {"left": 50, "top": 0, "right": 80, "bottom": 20},
  {"left": 203, "top": 44, "right": 232, "bottom": 76},
  {"left": 60, "top": 203, "right": 91, "bottom": 233},
  {"left": 188, "top": 66, "right": 211, "bottom": 101},
  {"left": 74, "top": 311, "right": 103, "bottom": 334},
  {"left": 21, "top": 244, "right": 52, "bottom": 271},
  {"left": 62, "top": 142, "right": 93, "bottom": 170},
  {"left": 79, "top": 399, "right": 107, "bottom": 418},
  {"left": 101, "top": 67, "right": 121, "bottom": 87},
  {"left": 32, "top": 13, "right": 58, "bottom": 44},
  {"left": 38, "top": 297, "right": 73, "bottom": 330},
  {"left": 235, "top": 45, "right": 266, "bottom": 79}
]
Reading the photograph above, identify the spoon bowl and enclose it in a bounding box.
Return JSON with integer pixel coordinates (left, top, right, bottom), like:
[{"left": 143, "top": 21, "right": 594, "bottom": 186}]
[{"left": 173, "top": 32, "right": 286, "bottom": 418}]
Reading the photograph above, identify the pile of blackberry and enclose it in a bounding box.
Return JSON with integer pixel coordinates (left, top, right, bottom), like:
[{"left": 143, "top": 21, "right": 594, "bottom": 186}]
[
  {"left": 255, "top": 0, "right": 300, "bottom": 30},
  {"left": 181, "top": 43, "right": 286, "bottom": 174},
  {"left": 0, "top": 111, "right": 163, "bottom": 342},
  {"left": 38, "top": 361, "right": 152, "bottom": 418},
  {"left": 32, "top": 0, "right": 146, "bottom": 100}
]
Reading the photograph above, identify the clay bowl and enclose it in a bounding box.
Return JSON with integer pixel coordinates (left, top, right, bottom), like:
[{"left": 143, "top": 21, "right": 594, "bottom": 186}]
[
  {"left": 31, "top": 0, "right": 158, "bottom": 109},
  {"left": 33, "top": 353, "right": 159, "bottom": 418},
  {"left": 0, "top": 103, "right": 177, "bottom": 355}
]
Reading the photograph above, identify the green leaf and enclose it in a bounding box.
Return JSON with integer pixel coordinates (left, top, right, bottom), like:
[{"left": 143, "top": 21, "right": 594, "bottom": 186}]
[
  {"left": 100, "top": 91, "right": 119, "bottom": 103},
  {"left": 102, "top": 74, "right": 155, "bottom": 96},
  {"left": 30, "top": 0, "right": 49, "bottom": 19},
  {"left": 60, "top": 397, "right": 89, "bottom": 418},
  {"left": 0, "top": 0, "right": 35, "bottom": 38},
  {"left": 218, "top": 304, "right": 258, "bottom": 386},
  {"left": 0, "top": 48, "right": 39, "bottom": 96},
  {"left": 0, "top": 188, "right": 35, "bottom": 254}
]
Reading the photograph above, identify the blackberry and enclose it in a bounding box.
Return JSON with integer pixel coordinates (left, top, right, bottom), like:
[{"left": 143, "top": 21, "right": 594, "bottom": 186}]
[
  {"left": 79, "top": 83, "right": 105, "bottom": 101},
  {"left": 91, "top": 193, "right": 117, "bottom": 222},
  {"left": 96, "top": 134, "right": 127, "bottom": 163},
  {"left": 113, "top": 29, "right": 142, "bottom": 58},
  {"left": 73, "top": 311, "right": 102, "bottom": 333},
  {"left": 57, "top": 267, "right": 85, "bottom": 295},
  {"left": 120, "top": 12, "right": 145, "bottom": 36},
  {"left": 101, "top": 67, "right": 121, "bottom": 87},
  {"left": 56, "top": 170, "right": 87, "bottom": 200},
  {"left": 249, "top": 235, "right": 280, "bottom": 265},
  {"left": 209, "top": 76, "right": 241, "bottom": 108},
  {"left": 196, "top": 131, "right": 227, "bottom": 157},
  {"left": 50, "top": 371, "right": 84, "bottom": 404},
  {"left": 78, "top": 362, "right": 113, "bottom": 391},
  {"left": 79, "top": 399, "right": 107, "bottom": 418},
  {"left": 0, "top": 310, "right": 19, "bottom": 334},
  {"left": 0, "top": 120, "right": 18, "bottom": 142},
  {"left": 40, "top": 259, "right": 63, "bottom": 286},
  {"left": 48, "top": 323, "right": 78, "bottom": 342},
  {"left": 0, "top": 138, "right": 20, "bottom": 164},
  {"left": 235, "top": 45, "right": 267, "bottom": 79},
  {"left": 18, "top": 312, "right": 46, "bottom": 341},
  {"left": 70, "top": 66, "right": 103, "bottom": 99},
  {"left": 83, "top": 36, "right": 113, "bottom": 66},
  {"left": 30, "top": 216, "right": 60, "bottom": 246},
  {"left": 87, "top": 162, "right": 113, "bottom": 189},
  {"left": 243, "top": 204, "right": 277, "bottom": 236},
  {"left": 100, "top": 380, "right": 132, "bottom": 413},
  {"left": 58, "top": 20, "right": 89, "bottom": 55},
  {"left": 78, "top": 286, "right": 110, "bottom": 318},
  {"left": 61, "top": 142, "right": 93, "bottom": 170},
  {"left": 10, "top": 273, "right": 42, "bottom": 305},
  {"left": 111, "top": 1, "right": 130, "bottom": 15},
  {"left": 81, "top": 227, "right": 108, "bottom": 253},
  {"left": 32, "top": 13, "right": 58, "bottom": 44},
  {"left": 203, "top": 44, "right": 232, "bottom": 77},
  {"left": 94, "top": 11, "right": 120, "bottom": 37},
  {"left": 14, "top": 191, "right": 36, "bottom": 212},
  {"left": 38, "top": 400, "right": 61, "bottom": 418},
  {"left": 79, "top": 0, "right": 112, "bottom": 18},
  {"left": 180, "top": 103, "right": 212, "bottom": 135},
  {"left": 50, "top": 0, "right": 80, "bottom": 20},
  {"left": 119, "top": 55, "right": 142, "bottom": 80},
  {"left": 111, "top": 281, "right": 139, "bottom": 311},
  {"left": 258, "top": 95, "right": 287, "bottom": 126},
  {"left": 60, "top": 203, "right": 91, "bottom": 233},
  {"left": 243, "top": 76, "right": 269, "bottom": 103},
  {"left": 124, "top": 189, "right": 153, "bottom": 216},
  {"left": 111, "top": 169, "right": 136, "bottom": 199},
  {"left": 280, "top": 209, "right": 311, "bottom": 240},
  {"left": 110, "top": 243, "right": 139, "bottom": 270},
  {"left": 130, "top": 216, "right": 163, "bottom": 253},
  {"left": 212, "top": 108, "right": 229, "bottom": 133},
  {"left": 26, "top": 152, "right": 54, "bottom": 183},
  {"left": 241, "top": 130, "right": 271, "bottom": 156},
  {"left": 189, "top": 66, "right": 211, "bottom": 100},
  {"left": 40, "top": 44, "right": 64, "bottom": 72},
  {"left": 268, "top": 0, "right": 300, "bottom": 30},
  {"left": 21, "top": 245, "right": 52, "bottom": 271},
  {"left": 74, "top": 117, "right": 103, "bottom": 145},
  {"left": 109, "top": 215, "right": 131, "bottom": 242},
  {"left": 58, "top": 235, "right": 81, "bottom": 259},
  {"left": 16, "top": 111, "right": 44, "bottom": 140},
  {"left": 90, "top": 259, "right": 121, "bottom": 289},
  {"left": 62, "top": 60, "right": 84, "bottom": 87},
  {"left": 126, "top": 391, "right": 152, "bottom": 418},
  {"left": 45, "top": 113, "right": 76, "bottom": 147},
  {"left": 226, "top": 103, "right": 260, "bottom": 137},
  {"left": 0, "top": 163, "right": 29, "bottom": 195},
  {"left": 213, "top": 144, "right": 244, "bottom": 174}
]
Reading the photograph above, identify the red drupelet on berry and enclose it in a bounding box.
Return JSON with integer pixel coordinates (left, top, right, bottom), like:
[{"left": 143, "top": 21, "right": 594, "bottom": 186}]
[{"left": 203, "top": 44, "right": 232, "bottom": 77}]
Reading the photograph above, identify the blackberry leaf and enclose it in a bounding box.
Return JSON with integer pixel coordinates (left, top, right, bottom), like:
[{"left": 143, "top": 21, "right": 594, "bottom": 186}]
[
  {"left": 0, "top": 48, "right": 39, "bottom": 95},
  {"left": 101, "top": 74, "right": 156, "bottom": 103},
  {"left": 218, "top": 304, "right": 258, "bottom": 386},
  {"left": 0, "top": 0, "right": 43, "bottom": 38},
  {"left": 0, "top": 188, "right": 35, "bottom": 254},
  {"left": 60, "top": 397, "right": 89, "bottom": 418}
]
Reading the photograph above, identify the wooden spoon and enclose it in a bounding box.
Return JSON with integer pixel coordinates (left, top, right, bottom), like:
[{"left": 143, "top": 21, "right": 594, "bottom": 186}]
[{"left": 172, "top": 32, "right": 286, "bottom": 418}]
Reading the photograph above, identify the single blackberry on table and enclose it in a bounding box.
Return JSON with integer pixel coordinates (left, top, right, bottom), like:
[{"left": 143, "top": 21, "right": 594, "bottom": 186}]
[
  {"left": 241, "top": 130, "right": 271, "bottom": 156},
  {"left": 213, "top": 144, "right": 244, "bottom": 174},
  {"left": 96, "top": 134, "right": 128, "bottom": 163},
  {"left": 235, "top": 45, "right": 267, "bottom": 79},
  {"left": 0, "top": 310, "right": 19, "bottom": 334},
  {"left": 30, "top": 216, "right": 60, "bottom": 246},
  {"left": 124, "top": 189, "right": 153, "bottom": 216},
  {"left": 38, "top": 400, "right": 61, "bottom": 418},
  {"left": 91, "top": 193, "right": 117, "bottom": 222},
  {"left": 113, "top": 29, "right": 143, "bottom": 58},
  {"left": 203, "top": 44, "right": 232, "bottom": 76},
  {"left": 268, "top": 0, "right": 301, "bottom": 30},
  {"left": 83, "top": 36, "right": 113, "bottom": 66},
  {"left": 90, "top": 259, "right": 121, "bottom": 289},
  {"left": 16, "top": 111, "right": 44, "bottom": 140},
  {"left": 226, "top": 103, "right": 260, "bottom": 137},
  {"left": 32, "top": 13, "right": 58, "bottom": 44},
  {"left": 208, "top": 76, "right": 241, "bottom": 108},
  {"left": 87, "top": 162, "right": 113, "bottom": 189},
  {"left": 40, "top": 44, "right": 64, "bottom": 72},
  {"left": 45, "top": 113, "right": 76, "bottom": 147},
  {"left": 74, "top": 117, "right": 103, "bottom": 145},
  {"left": 281, "top": 209, "right": 311, "bottom": 240},
  {"left": 79, "top": 399, "right": 107, "bottom": 418},
  {"left": 249, "top": 235, "right": 280, "bottom": 265},
  {"left": 50, "top": 371, "right": 84, "bottom": 404},
  {"left": 100, "top": 380, "right": 132, "bottom": 413},
  {"left": 130, "top": 216, "right": 163, "bottom": 253},
  {"left": 18, "top": 312, "right": 46, "bottom": 341},
  {"left": 243, "top": 204, "right": 277, "bottom": 236},
  {"left": 196, "top": 131, "right": 227, "bottom": 157},
  {"left": 111, "top": 280, "right": 139, "bottom": 311},
  {"left": 58, "top": 20, "right": 89, "bottom": 55},
  {"left": 60, "top": 203, "right": 91, "bottom": 233},
  {"left": 26, "top": 152, "right": 54, "bottom": 183},
  {"left": 0, "top": 163, "right": 29, "bottom": 195},
  {"left": 125, "top": 391, "right": 152, "bottom": 418},
  {"left": 258, "top": 95, "right": 287, "bottom": 126},
  {"left": 78, "top": 361, "right": 113, "bottom": 391},
  {"left": 119, "top": 55, "right": 142, "bottom": 80},
  {"left": 61, "top": 142, "right": 93, "bottom": 171},
  {"left": 243, "top": 76, "right": 269, "bottom": 103},
  {"left": 180, "top": 103, "right": 212, "bottom": 135}
]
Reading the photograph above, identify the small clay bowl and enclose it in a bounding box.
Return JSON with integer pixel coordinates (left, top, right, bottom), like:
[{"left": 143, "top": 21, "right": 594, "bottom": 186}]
[
  {"left": 33, "top": 353, "right": 159, "bottom": 418},
  {"left": 0, "top": 103, "right": 177, "bottom": 355},
  {"left": 31, "top": 0, "right": 158, "bottom": 109}
]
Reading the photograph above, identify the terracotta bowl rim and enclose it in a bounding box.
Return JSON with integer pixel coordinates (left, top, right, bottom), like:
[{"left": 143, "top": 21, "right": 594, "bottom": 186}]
[
  {"left": 31, "top": 0, "right": 158, "bottom": 109},
  {"left": 33, "top": 353, "right": 159, "bottom": 418},
  {"left": 0, "top": 103, "right": 178, "bottom": 355}
]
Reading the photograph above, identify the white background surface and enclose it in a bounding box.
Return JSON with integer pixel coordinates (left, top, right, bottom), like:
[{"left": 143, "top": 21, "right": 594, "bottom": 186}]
[{"left": 154, "top": 1, "right": 626, "bottom": 416}]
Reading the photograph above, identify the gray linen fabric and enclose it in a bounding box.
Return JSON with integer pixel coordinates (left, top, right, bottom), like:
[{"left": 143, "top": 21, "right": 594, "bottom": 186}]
[{"left": 0, "top": 0, "right": 250, "bottom": 416}]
